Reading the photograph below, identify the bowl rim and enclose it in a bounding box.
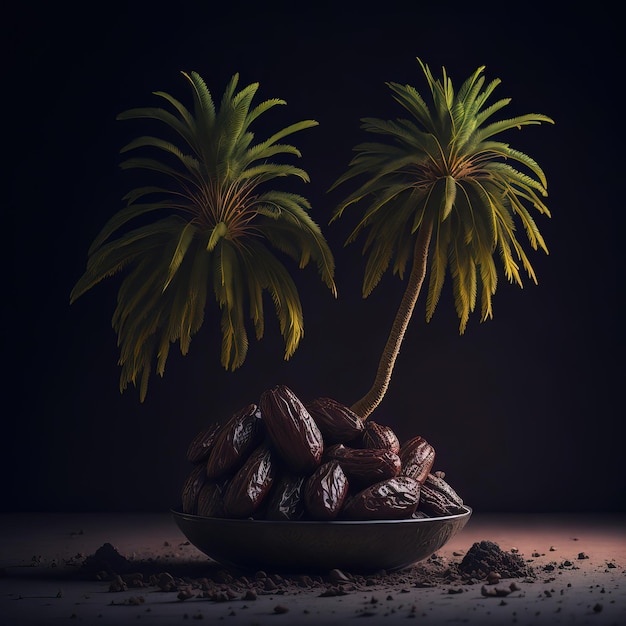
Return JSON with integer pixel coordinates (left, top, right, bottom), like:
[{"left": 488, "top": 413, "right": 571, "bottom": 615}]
[{"left": 170, "top": 504, "right": 472, "bottom": 526}]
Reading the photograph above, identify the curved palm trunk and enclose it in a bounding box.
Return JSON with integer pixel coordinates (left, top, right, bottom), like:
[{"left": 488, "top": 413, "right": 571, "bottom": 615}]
[{"left": 351, "top": 221, "right": 434, "bottom": 420}]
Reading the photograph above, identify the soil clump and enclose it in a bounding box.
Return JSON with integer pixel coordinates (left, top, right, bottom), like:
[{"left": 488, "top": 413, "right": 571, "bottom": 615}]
[{"left": 459, "top": 540, "right": 534, "bottom": 579}]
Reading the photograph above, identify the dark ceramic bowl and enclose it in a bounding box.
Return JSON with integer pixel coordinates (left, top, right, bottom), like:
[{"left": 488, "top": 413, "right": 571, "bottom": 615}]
[{"left": 171, "top": 505, "right": 472, "bottom": 573}]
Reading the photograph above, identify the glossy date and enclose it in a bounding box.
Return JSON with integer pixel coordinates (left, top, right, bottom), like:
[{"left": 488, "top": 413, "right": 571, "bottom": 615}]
[
  {"left": 222, "top": 443, "right": 276, "bottom": 518},
  {"left": 304, "top": 461, "right": 349, "bottom": 520},
  {"left": 325, "top": 444, "right": 401, "bottom": 486},
  {"left": 260, "top": 385, "right": 324, "bottom": 474},
  {"left": 206, "top": 404, "right": 263, "bottom": 479},
  {"left": 305, "top": 396, "right": 365, "bottom": 444},
  {"left": 342, "top": 476, "right": 421, "bottom": 520}
]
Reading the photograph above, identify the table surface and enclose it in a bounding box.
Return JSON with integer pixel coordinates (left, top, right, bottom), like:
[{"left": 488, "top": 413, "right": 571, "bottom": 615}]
[{"left": 1, "top": 511, "right": 624, "bottom": 625}]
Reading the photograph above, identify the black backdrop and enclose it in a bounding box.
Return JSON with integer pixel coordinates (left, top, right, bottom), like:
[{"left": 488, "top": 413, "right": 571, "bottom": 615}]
[{"left": 4, "top": 2, "right": 622, "bottom": 513}]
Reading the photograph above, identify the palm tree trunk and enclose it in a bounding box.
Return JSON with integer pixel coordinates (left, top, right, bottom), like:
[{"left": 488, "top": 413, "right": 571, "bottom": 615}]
[{"left": 350, "top": 221, "right": 434, "bottom": 420}]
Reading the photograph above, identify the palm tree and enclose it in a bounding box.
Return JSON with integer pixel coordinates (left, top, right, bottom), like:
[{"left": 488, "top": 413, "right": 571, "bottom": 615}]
[
  {"left": 70, "top": 71, "right": 336, "bottom": 401},
  {"left": 330, "top": 57, "right": 553, "bottom": 420}
]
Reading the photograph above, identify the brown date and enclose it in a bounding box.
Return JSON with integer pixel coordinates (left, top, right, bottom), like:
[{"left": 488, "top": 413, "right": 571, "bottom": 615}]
[
  {"left": 418, "top": 473, "right": 465, "bottom": 516},
  {"left": 354, "top": 421, "right": 400, "bottom": 454},
  {"left": 259, "top": 385, "right": 324, "bottom": 474},
  {"left": 222, "top": 442, "right": 276, "bottom": 519},
  {"left": 325, "top": 444, "right": 401, "bottom": 486},
  {"left": 196, "top": 477, "right": 229, "bottom": 518},
  {"left": 399, "top": 436, "right": 435, "bottom": 484},
  {"left": 205, "top": 404, "right": 263, "bottom": 479},
  {"left": 305, "top": 397, "right": 365, "bottom": 444},
  {"left": 186, "top": 421, "right": 222, "bottom": 463},
  {"left": 181, "top": 463, "right": 208, "bottom": 514},
  {"left": 342, "top": 476, "right": 420, "bottom": 520},
  {"left": 265, "top": 472, "right": 306, "bottom": 521},
  {"left": 304, "top": 461, "right": 349, "bottom": 520}
]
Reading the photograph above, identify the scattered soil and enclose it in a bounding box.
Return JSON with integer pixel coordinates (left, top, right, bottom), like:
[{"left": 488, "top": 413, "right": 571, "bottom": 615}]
[
  {"left": 7, "top": 518, "right": 623, "bottom": 625},
  {"left": 76, "top": 538, "right": 536, "bottom": 602}
]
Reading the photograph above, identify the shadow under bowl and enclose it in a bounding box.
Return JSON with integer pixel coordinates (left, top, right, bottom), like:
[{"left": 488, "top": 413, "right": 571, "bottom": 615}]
[{"left": 171, "top": 505, "right": 472, "bottom": 573}]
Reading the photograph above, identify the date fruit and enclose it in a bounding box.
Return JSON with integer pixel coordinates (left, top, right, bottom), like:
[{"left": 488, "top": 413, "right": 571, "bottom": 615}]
[
  {"left": 196, "top": 477, "right": 229, "bottom": 518},
  {"left": 342, "top": 476, "right": 420, "bottom": 520},
  {"left": 206, "top": 404, "right": 263, "bottom": 479},
  {"left": 265, "top": 472, "right": 307, "bottom": 521},
  {"left": 181, "top": 463, "right": 208, "bottom": 514},
  {"left": 186, "top": 421, "right": 223, "bottom": 463},
  {"left": 355, "top": 421, "right": 400, "bottom": 454},
  {"left": 304, "top": 461, "right": 349, "bottom": 520},
  {"left": 418, "top": 472, "right": 465, "bottom": 516},
  {"left": 222, "top": 442, "right": 276, "bottom": 519},
  {"left": 259, "top": 385, "right": 324, "bottom": 474},
  {"left": 399, "top": 436, "right": 435, "bottom": 484},
  {"left": 326, "top": 444, "right": 401, "bottom": 486},
  {"left": 305, "top": 397, "right": 365, "bottom": 443}
]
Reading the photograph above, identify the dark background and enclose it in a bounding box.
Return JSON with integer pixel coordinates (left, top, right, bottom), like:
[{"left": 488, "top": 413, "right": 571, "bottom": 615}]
[{"left": 4, "top": 2, "right": 622, "bottom": 513}]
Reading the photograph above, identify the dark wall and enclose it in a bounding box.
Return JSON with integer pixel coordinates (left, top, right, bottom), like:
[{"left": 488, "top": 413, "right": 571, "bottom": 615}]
[{"left": 4, "top": 2, "right": 622, "bottom": 513}]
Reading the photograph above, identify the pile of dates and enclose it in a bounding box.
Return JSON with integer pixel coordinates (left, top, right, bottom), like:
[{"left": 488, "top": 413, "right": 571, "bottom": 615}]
[{"left": 181, "top": 385, "right": 465, "bottom": 521}]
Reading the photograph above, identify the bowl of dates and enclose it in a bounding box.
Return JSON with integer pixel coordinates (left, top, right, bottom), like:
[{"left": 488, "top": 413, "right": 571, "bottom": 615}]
[{"left": 173, "top": 385, "right": 472, "bottom": 573}]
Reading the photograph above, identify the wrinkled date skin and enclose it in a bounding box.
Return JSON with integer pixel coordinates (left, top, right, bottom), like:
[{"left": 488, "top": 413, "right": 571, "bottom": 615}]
[
  {"left": 181, "top": 463, "right": 208, "bottom": 514},
  {"left": 418, "top": 472, "right": 465, "bottom": 516},
  {"left": 186, "top": 422, "right": 223, "bottom": 464},
  {"left": 260, "top": 385, "right": 324, "bottom": 474},
  {"left": 325, "top": 444, "right": 401, "bottom": 487},
  {"left": 342, "top": 476, "right": 421, "bottom": 520},
  {"left": 305, "top": 397, "right": 365, "bottom": 444},
  {"left": 354, "top": 421, "right": 401, "bottom": 454},
  {"left": 265, "top": 472, "right": 306, "bottom": 521},
  {"left": 196, "top": 477, "right": 229, "bottom": 518},
  {"left": 206, "top": 404, "right": 263, "bottom": 479},
  {"left": 222, "top": 443, "right": 276, "bottom": 518},
  {"left": 399, "top": 436, "right": 435, "bottom": 484},
  {"left": 304, "top": 461, "right": 349, "bottom": 520}
]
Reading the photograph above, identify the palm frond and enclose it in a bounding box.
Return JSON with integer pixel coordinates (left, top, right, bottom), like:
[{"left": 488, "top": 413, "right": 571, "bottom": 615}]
[
  {"left": 152, "top": 89, "right": 197, "bottom": 133},
  {"left": 240, "top": 240, "right": 305, "bottom": 360},
  {"left": 116, "top": 106, "right": 197, "bottom": 152},
  {"left": 449, "top": 230, "right": 477, "bottom": 333},
  {"left": 118, "top": 156, "right": 198, "bottom": 186},
  {"left": 71, "top": 218, "right": 178, "bottom": 303},
  {"left": 477, "top": 253, "right": 498, "bottom": 321},
  {"left": 254, "top": 191, "right": 336, "bottom": 296},
  {"left": 484, "top": 146, "right": 550, "bottom": 190},
  {"left": 342, "top": 179, "right": 417, "bottom": 244},
  {"left": 217, "top": 81, "right": 259, "bottom": 164},
  {"left": 425, "top": 211, "right": 451, "bottom": 322},
  {"left": 163, "top": 220, "right": 197, "bottom": 291},
  {"left": 183, "top": 71, "right": 216, "bottom": 126},
  {"left": 246, "top": 98, "right": 285, "bottom": 125},
  {"left": 87, "top": 199, "right": 177, "bottom": 254},
  {"left": 506, "top": 191, "right": 549, "bottom": 253},
  {"left": 239, "top": 162, "right": 311, "bottom": 183},
  {"left": 476, "top": 113, "right": 555, "bottom": 142},
  {"left": 386, "top": 81, "right": 434, "bottom": 133},
  {"left": 474, "top": 97, "right": 511, "bottom": 127},
  {"left": 213, "top": 240, "right": 249, "bottom": 370}
]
